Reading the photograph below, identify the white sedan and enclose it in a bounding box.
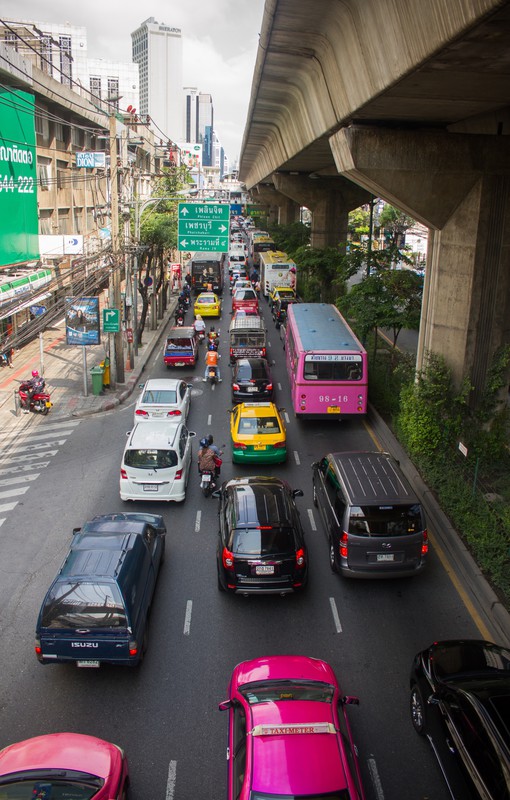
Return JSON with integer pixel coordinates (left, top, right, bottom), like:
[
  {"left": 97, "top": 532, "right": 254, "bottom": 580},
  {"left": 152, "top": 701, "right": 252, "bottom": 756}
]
[{"left": 134, "top": 378, "right": 192, "bottom": 424}]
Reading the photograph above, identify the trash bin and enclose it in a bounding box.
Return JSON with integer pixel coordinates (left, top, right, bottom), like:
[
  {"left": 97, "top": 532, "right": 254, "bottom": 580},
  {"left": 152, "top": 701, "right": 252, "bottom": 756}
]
[
  {"left": 90, "top": 365, "right": 104, "bottom": 396},
  {"left": 100, "top": 357, "right": 110, "bottom": 388}
]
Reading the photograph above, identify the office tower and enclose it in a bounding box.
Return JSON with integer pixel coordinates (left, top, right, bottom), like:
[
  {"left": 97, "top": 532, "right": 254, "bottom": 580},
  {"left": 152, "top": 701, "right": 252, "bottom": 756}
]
[{"left": 131, "top": 17, "right": 183, "bottom": 142}]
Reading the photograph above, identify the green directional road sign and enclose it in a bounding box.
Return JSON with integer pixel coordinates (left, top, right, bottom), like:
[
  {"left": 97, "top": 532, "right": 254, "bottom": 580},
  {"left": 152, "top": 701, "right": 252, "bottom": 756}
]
[
  {"left": 178, "top": 202, "right": 230, "bottom": 252},
  {"left": 103, "top": 308, "right": 121, "bottom": 333}
]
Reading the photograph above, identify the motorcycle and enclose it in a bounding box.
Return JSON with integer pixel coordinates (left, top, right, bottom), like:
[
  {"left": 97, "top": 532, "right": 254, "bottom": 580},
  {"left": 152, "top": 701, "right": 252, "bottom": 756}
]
[
  {"left": 199, "top": 469, "right": 216, "bottom": 497},
  {"left": 176, "top": 315, "right": 184, "bottom": 327},
  {"left": 196, "top": 329, "right": 206, "bottom": 344},
  {"left": 19, "top": 380, "right": 52, "bottom": 414},
  {"left": 207, "top": 366, "right": 218, "bottom": 385}
]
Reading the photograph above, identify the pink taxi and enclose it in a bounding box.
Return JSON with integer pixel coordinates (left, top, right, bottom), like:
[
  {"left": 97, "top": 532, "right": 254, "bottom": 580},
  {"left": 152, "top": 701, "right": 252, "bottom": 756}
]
[
  {"left": 219, "top": 655, "right": 365, "bottom": 800},
  {"left": 0, "top": 732, "right": 129, "bottom": 798}
]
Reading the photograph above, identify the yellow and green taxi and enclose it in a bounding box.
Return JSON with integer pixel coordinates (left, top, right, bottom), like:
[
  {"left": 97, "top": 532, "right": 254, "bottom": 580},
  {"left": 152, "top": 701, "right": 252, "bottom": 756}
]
[
  {"left": 268, "top": 286, "right": 296, "bottom": 311},
  {"left": 194, "top": 292, "right": 221, "bottom": 318},
  {"left": 230, "top": 402, "right": 287, "bottom": 464}
]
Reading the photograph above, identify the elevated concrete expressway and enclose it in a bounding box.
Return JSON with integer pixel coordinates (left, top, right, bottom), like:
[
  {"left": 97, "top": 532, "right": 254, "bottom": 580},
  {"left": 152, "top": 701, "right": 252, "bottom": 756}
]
[{"left": 239, "top": 0, "right": 510, "bottom": 404}]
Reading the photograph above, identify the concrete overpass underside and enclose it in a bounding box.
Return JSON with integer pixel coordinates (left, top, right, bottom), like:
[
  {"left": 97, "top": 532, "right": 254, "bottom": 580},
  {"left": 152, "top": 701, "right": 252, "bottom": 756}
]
[{"left": 240, "top": 0, "right": 510, "bottom": 404}]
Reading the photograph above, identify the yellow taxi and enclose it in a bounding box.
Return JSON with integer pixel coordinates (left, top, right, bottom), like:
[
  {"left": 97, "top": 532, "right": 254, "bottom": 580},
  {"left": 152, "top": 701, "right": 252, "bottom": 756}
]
[
  {"left": 193, "top": 292, "right": 221, "bottom": 318},
  {"left": 268, "top": 286, "right": 296, "bottom": 311},
  {"left": 230, "top": 402, "right": 287, "bottom": 464}
]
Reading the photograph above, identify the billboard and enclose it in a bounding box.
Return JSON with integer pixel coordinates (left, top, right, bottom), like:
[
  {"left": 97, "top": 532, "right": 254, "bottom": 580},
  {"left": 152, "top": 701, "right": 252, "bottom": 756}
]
[
  {"left": 177, "top": 143, "right": 202, "bottom": 170},
  {"left": 65, "top": 296, "right": 100, "bottom": 346},
  {"left": 0, "top": 89, "right": 39, "bottom": 266}
]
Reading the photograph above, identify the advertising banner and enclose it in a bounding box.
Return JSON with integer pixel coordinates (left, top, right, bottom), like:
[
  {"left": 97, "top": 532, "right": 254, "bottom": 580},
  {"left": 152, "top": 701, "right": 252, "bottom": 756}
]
[
  {"left": 0, "top": 89, "right": 39, "bottom": 266},
  {"left": 65, "top": 296, "right": 100, "bottom": 346}
]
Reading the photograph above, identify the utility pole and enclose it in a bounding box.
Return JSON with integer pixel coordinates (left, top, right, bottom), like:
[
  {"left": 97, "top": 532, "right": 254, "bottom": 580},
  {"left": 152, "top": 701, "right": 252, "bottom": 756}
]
[{"left": 109, "top": 112, "right": 124, "bottom": 385}]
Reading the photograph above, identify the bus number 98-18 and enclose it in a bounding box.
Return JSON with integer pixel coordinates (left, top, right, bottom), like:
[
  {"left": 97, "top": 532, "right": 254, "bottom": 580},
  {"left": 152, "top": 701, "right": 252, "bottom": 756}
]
[{"left": 319, "top": 395, "right": 349, "bottom": 404}]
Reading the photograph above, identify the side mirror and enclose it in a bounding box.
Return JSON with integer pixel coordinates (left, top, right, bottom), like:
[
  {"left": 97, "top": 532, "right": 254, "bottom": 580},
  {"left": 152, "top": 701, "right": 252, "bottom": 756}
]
[
  {"left": 212, "top": 489, "right": 221, "bottom": 499},
  {"left": 341, "top": 696, "right": 360, "bottom": 706},
  {"left": 311, "top": 461, "right": 319, "bottom": 470},
  {"left": 218, "top": 699, "right": 232, "bottom": 711},
  {"left": 126, "top": 430, "right": 132, "bottom": 436},
  {"left": 188, "top": 431, "right": 197, "bottom": 438},
  {"left": 72, "top": 527, "right": 81, "bottom": 535},
  {"left": 138, "top": 383, "right": 144, "bottom": 389},
  {"left": 292, "top": 489, "right": 304, "bottom": 498}
]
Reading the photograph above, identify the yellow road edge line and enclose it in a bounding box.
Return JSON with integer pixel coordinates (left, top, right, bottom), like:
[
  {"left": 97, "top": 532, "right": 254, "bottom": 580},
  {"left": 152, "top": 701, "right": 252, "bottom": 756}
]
[{"left": 363, "top": 417, "right": 492, "bottom": 640}]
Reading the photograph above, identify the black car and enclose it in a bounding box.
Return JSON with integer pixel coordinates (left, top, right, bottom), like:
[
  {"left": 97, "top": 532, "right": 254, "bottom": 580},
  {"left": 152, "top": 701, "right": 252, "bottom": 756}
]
[
  {"left": 410, "top": 639, "right": 510, "bottom": 800},
  {"left": 215, "top": 476, "right": 308, "bottom": 595},
  {"left": 231, "top": 357, "right": 273, "bottom": 403}
]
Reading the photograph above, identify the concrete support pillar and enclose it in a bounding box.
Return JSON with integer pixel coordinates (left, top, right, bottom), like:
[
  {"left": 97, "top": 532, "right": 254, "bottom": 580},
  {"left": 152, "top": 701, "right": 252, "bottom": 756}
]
[
  {"left": 278, "top": 198, "right": 301, "bottom": 225},
  {"left": 272, "top": 173, "right": 370, "bottom": 249},
  {"left": 330, "top": 126, "right": 510, "bottom": 404}
]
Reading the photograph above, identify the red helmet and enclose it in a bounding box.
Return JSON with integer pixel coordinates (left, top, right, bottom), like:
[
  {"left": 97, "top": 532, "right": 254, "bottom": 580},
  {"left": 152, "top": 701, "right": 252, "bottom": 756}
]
[{"left": 32, "top": 370, "right": 39, "bottom": 377}]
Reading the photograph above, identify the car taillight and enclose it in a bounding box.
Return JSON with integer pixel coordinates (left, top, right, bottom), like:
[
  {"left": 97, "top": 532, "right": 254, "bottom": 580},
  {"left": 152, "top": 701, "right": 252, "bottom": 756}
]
[
  {"left": 340, "top": 532, "right": 349, "bottom": 558},
  {"left": 167, "top": 409, "right": 181, "bottom": 416},
  {"left": 233, "top": 441, "right": 247, "bottom": 449},
  {"left": 120, "top": 468, "right": 128, "bottom": 480},
  {"left": 273, "top": 441, "right": 286, "bottom": 449},
  {"left": 129, "top": 641, "right": 138, "bottom": 657},
  {"left": 261, "top": 348, "right": 266, "bottom": 357},
  {"left": 175, "top": 469, "right": 183, "bottom": 480},
  {"left": 295, "top": 548, "right": 305, "bottom": 567},
  {"left": 222, "top": 547, "right": 234, "bottom": 570},
  {"left": 266, "top": 383, "right": 272, "bottom": 391},
  {"left": 34, "top": 638, "right": 41, "bottom": 655},
  {"left": 421, "top": 529, "right": 429, "bottom": 555},
  {"left": 135, "top": 409, "right": 149, "bottom": 417},
  {"left": 232, "top": 383, "right": 240, "bottom": 391}
]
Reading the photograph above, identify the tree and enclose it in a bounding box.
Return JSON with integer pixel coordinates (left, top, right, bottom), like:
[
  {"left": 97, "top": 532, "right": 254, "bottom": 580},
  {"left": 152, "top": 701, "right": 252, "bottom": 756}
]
[
  {"left": 293, "top": 245, "right": 357, "bottom": 302},
  {"left": 339, "top": 266, "right": 423, "bottom": 362},
  {"left": 135, "top": 165, "right": 191, "bottom": 343},
  {"left": 266, "top": 222, "right": 310, "bottom": 255},
  {"left": 379, "top": 205, "right": 415, "bottom": 249}
]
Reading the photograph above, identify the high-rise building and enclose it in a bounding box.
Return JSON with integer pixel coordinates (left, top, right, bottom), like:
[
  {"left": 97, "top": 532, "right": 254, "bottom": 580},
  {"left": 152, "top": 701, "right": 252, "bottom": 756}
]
[
  {"left": 183, "top": 89, "right": 214, "bottom": 166},
  {"left": 131, "top": 17, "right": 183, "bottom": 143}
]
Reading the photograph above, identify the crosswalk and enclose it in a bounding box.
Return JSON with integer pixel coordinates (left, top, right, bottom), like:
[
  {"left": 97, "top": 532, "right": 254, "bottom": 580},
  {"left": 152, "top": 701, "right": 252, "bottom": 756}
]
[{"left": 0, "top": 419, "right": 81, "bottom": 527}]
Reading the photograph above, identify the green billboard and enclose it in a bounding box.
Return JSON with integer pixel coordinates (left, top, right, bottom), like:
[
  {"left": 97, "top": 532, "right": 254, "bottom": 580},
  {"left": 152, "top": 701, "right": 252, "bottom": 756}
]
[{"left": 0, "top": 89, "right": 39, "bottom": 266}]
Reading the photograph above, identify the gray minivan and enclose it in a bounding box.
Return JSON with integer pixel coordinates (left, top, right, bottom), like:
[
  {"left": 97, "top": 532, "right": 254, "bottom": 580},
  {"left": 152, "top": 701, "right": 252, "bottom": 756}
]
[
  {"left": 312, "top": 451, "right": 428, "bottom": 578},
  {"left": 35, "top": 512, "right": 166, "bottom": 667}
]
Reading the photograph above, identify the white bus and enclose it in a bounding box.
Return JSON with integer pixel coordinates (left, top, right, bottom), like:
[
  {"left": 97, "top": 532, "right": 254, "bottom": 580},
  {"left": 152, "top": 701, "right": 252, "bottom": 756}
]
[{"left": 258, "top": 251, "right": 297, "bottom": 298}]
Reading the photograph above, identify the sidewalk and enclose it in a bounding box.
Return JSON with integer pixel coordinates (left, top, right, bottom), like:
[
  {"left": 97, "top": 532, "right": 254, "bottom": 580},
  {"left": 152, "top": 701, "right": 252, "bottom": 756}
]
[{"left": 0, "top": 299, "right": 178, "bottom": 426}]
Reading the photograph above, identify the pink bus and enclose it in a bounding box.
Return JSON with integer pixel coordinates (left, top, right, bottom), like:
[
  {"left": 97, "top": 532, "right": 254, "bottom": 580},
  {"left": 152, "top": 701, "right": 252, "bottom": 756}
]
[{"left": 285, "top": 303, "right": 367, "bottom": 418}]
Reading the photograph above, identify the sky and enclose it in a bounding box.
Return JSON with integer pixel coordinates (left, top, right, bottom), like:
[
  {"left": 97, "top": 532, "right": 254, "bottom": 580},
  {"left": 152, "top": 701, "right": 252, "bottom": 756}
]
[{"left": 1, "top": 0, "right": 266, "bottom": 166}]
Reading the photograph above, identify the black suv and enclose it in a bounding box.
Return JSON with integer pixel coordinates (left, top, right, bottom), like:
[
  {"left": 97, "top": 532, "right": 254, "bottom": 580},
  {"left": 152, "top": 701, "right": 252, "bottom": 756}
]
[
  {"left": 231, "top": 357, "right": 273, "bottom": 403},
  {"left": 215, "top": 476, "right": 308, "bottom": 595},
  {"left": 410, "top": 639, "right": 510, "bottom": 800}
]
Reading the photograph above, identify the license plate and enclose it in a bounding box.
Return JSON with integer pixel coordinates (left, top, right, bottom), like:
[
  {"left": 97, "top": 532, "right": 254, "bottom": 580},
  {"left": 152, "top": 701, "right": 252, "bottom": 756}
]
[
  {"left": 246, "top": 386, "right": 257, "bottom": 392},
  {"left": 327, "top": 406, "right": 340, "bottom": 413},
  {"left": 202, "top": 473, "right": 212, "bottom": 483},
  {"left": 46, "top": 401, "right": 52, "bottom": 407},
  {"left": 143, "top": 484, "right": 158, "bottom": 492},
  {"left": 254, "top": 445, "right": 267, "bottom": 450},
  {"left": 255, "top": 565, "right": 274, "bottom": 575},
  {"left": 175, "top": 362, "right": 185, "bottom": 366},
  {"left": 377, "top": 553, "right": 394, "bottom": 561},
  {"left": 151, "top": 411, "right": 165, "bottom": 417},
  {"left": 77, "top": 660, "right": 100, "bottom": 668}
]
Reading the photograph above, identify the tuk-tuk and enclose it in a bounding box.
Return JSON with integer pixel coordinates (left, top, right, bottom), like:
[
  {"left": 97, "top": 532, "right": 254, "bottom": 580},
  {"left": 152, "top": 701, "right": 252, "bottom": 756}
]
[
  {"left": 229, "top": 315, "right": 267, "bottom": 364},
  {"left": 163, "top": 326, "right": 198, "bottom": 368}
]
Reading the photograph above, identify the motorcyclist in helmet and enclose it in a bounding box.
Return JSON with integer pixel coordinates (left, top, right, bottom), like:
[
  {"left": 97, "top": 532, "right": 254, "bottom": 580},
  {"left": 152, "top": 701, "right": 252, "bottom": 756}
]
[
  {"left": 203, "top": 343, "right": 221, "bottom": 381},
  {"left": 197, "top": 437, "right": 217, "bottom": 480},
  {"left": 22, "top": 370, "right": 44, "bottom": 412}
]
